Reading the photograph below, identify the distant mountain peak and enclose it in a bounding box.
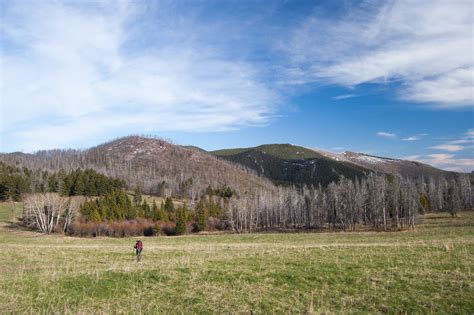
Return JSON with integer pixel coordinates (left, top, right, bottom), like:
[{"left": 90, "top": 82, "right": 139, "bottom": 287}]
[{"left": 212, "top": 143, "right": 460, "bottom": 186}]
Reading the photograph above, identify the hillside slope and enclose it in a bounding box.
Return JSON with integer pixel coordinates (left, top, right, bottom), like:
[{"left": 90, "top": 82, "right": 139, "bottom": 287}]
[
  {"left": 211, "top": 144, "right": 460, "bottom": 186},
  {"left": 314, "top": 150, "right": 459, "bottom": 179},
  {"left": 0, "top": 136, "right": 276, "bottom": 198},
  {"left": 211, "top": 144, "right": 370, "bottom": 186}
]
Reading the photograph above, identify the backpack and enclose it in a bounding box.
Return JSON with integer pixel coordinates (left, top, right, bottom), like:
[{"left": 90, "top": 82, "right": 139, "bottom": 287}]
[{"left": 137, "top": 240, "right": 143, "bottom": 250}]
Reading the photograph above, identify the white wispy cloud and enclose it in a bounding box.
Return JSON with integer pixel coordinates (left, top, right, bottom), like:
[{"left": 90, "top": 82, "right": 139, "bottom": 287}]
[
  {"left": 285, "top": 0, "right": 473, "bottom": 107},
  {"left": 429, "top": 144, "right": 464, "bottom": 152},
  {"left": 450, "top": 139, "right": 472, "bottom": 145},
  {"left": 466, "top": 129, "right": 474, "bottom": 139},
  {"left": 428, "top": 129, "right": 474, "bottom": 154},
  {"left": 406, "top": 154, "right": 473, "bottom": 173},
  {"left": 377, "top": 132, "right": 396, "bottom": 139},
  {"left": 0, "top": 1, "right": 278, "bottom": 151},
  {"left": 332, "top": 94, "right": 359, "bottom": 100},
  {"left": 402, "top": 133, "right": 427, "bottom": 141}
]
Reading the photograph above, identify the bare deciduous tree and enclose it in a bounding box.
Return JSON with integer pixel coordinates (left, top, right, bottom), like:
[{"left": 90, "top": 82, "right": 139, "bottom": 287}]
[{"left": 23, "top": 193, "right": 76, "bottom": 233}]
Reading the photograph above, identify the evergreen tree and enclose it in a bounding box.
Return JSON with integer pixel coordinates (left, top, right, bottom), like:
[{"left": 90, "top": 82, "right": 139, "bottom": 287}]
[
  {"left": 13, "top": 177, "right": 28, "bottom": 201},
  {"left": 61, "top": 175, "right": 73, "bottom": 196},
  {"left": 0, "top": 182, "right": 8, "bottom": 201},
  {"left": 47, "top": 174, "right": 58, "bottom": 192},
  {"left": 419, "top": 194, "right": 431, "bottom": 214},
  {"left": 196, "top": 200, "right": 208, "bottom": 231},
  {"left": 90, "top": 208, "right": 102, "bottom": 222},
  {"left": 154, "top": 201, "right": 169, "bottom": 221},
  {"left": 142, "top": 199, "right": 152, "bottom": 219},
  {"left": 84, "top": 171, "right": 96, "bottom": 196},
  {"left": 133, "top": 189, "right": 142, "bottom": 206},
  {"left": 164, "top": 197, "right": 174, "bottom": 212},
  {"left": 152, "top": 200, "right": 158, "bottom": 216},
  {"left": 175, "top": 206, "right": 187, "bottom": 235},
  {"left": 73, "top": 173, "right": 85, "bottom": 195},
  {"left": 208, "top": 198, "right": 223, "bottom": 218}
]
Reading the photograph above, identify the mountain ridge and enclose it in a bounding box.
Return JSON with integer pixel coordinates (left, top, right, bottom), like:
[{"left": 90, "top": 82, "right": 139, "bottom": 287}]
[
  {"left": 0, "top": 136, "right": 277, "bottom": 199},
  {"left": 210, "top": 144, "right": 461, "bottom": 186},
  {"left": 0, "top": 137, "right": 463, "bottom": 194}
]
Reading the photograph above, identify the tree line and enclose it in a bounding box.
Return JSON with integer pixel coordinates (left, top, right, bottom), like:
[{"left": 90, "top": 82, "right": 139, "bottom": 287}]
[
  {"left": 0, "top": 161, "right": 125, "bottom": 201},
  {"left": 19, "top": 172, "right": 471, "bottom": 236},
  {"left": 71, "top": 172, "right": 473, "bottom": 234},
  {"left": 77, "top": 190, "right": 225, "bottom": 236},
  {"left": 2, "top": 136, "right": 472, "bottom": 235},
  {"left": 225, "top": 173, "right": 472, "bottom": 232},
  {"left": 0, "top": 161, "right": 30, "bottom": 201}
]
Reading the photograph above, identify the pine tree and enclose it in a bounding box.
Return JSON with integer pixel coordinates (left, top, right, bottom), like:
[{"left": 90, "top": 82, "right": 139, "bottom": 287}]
[
  {"left": 73, "top": 173, "right": 85, "bottom": 196},
  {"left": 48, "top": 174, "right": 58, "bottom": 192},
  {"left": 196, "top": 200, "right": 208, "bottom": 231},
  {"left": 175, "top": 206, "right": 187, "bottom": 235},
  {"left": 133, "top": 189, "right": 142, "bottom": 206},
  {"left": 152, "top": 200, "right": 167, "bottom": 221},
  {"left": 164, "top": 197, "right": 174, "bottom": 212},
  {"left": 61, "top": 175, "right": 73, "bottom": 196},
  {"left": 90, "top": 208, "right": 102, "bottom": 222},
  {"left": 84, "top": 172, "right": 96, "bottom": 196},
  {"left": 142, "top": 199, "right": 152, "bottom": 219}
]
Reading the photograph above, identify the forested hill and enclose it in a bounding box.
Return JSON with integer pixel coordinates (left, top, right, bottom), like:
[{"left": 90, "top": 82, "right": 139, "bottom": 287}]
[
  {"left": 0, "top": 136, "right": 277, "bottom": 199},
  {"left": 211, "top": 144, "right": 461, "bottom": 186},
  {"left": 1, "top": 136, "right": 471, "bottom": 232},
  {"left": 211, "top": 144, "right": 369, "bottom": 186},
  {"left": 0, "top": 139, "right": 462, "bottom": 194}
]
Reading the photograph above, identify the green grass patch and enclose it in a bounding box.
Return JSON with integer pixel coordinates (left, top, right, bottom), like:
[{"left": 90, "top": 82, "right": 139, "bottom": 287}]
[
  {"left": 0, "top": 211, "right": 472, "bottom": 313},
  {"left": 0, "top": 202, "right": 22, "bottom": 222}
]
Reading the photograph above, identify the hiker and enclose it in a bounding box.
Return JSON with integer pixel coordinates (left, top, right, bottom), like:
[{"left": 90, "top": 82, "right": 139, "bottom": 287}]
[{"left": 134, "top": 240, "right": 143, "bottom": 262}]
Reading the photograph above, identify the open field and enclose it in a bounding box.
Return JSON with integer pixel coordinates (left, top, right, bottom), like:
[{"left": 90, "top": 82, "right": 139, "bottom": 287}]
[{"left": 0, "top": 205, "right": 473, "bottom": 313}]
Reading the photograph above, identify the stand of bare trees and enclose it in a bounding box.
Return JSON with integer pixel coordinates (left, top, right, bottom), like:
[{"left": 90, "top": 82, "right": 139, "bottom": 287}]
[
  {"left": 2, "top": 136, "right": 472, "bottom": 234},
  {"left": 225, "top": 173, "right": 472, "bottom": 232},
  {"left": 22, "top": 194, "right": 80, "bottom": 233}
]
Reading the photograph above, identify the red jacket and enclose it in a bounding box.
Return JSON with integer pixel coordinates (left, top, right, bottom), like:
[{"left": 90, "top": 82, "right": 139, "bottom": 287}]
[{"left": 135, "top": 241, "right": 143, "bottom": 250}]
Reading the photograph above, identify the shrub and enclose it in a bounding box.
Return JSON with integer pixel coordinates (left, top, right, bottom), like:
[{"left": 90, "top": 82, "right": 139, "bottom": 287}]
[
  {"left": 153, "top": 224, "right": 161, "bottom": 235},
  {"left": 143, "top": 226, "right": 155, "bottom": 236},
  {"left": 160, "top": 222, "right": 177, "bottom": 236},
  {"left": 207, "top": 217, "right": 223, "bottom": 231},
  {"left": 68, "top": 220, "right": 155, "bottom": 237},
  {"left": 175, "top": 220, "right": 185, "bottom": 235}
]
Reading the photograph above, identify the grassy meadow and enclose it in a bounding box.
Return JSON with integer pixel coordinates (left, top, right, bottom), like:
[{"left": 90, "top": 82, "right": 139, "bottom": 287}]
[{"left": 0, "top": 202, "right": 473, "bottom": 313}]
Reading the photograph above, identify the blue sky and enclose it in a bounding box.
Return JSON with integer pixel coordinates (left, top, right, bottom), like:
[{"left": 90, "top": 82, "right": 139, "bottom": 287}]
[{"left": 0, "top": 0, "right": 473, "bottom": 172}]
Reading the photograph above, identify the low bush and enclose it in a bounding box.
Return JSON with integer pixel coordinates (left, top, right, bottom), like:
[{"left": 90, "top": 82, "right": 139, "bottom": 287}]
[
  {"left": 207, "top": 217, "right": 224, "bottom": 231},
  {"left": 160, "top": 222, "right": 177, "bottom": 236},
  {"left": 143, "top": 226, "right": 155, "bottom": 236},
  {"left": 153, "top": 223, "right": 161, "bottom": 235},
  {"left": 68, "top": 220, "right": 156, "bottom": 237}
]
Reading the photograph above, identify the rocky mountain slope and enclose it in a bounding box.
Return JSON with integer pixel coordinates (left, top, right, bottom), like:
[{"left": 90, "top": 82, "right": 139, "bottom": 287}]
[
  {"left": 314, "top": 150, "right": 458, "bottom": 179},
  {"left": 211, "top": 144, "right": 460, "bottom": 186}
]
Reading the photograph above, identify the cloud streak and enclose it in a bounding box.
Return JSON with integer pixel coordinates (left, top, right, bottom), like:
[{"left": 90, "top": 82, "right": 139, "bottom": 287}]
[
  {"left": 402, "top": 133, "right": 427, "bottom": 141},
  {"left": 0, "top": 1, "right": 278, "bottom": 151},
  {"left": 429, "top": 144, "right": 464, "bottom": 152},
  {"left": 377, "top": 131, "right": 396, "bottom": 139},
  {"left": 286, "top": 0, "right": 473, "bottom": 107},
  {"left": 403, "top": 154, "right": 473, "bottom": 173},
  {"left": 332, "top": 94, "right": 359, "bottom": 100}
]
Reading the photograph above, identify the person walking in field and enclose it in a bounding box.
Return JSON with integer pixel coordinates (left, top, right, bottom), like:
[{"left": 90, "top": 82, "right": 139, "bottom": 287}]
[{"left": 134, "top": 240, "right": 143, "bottom": 262}]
